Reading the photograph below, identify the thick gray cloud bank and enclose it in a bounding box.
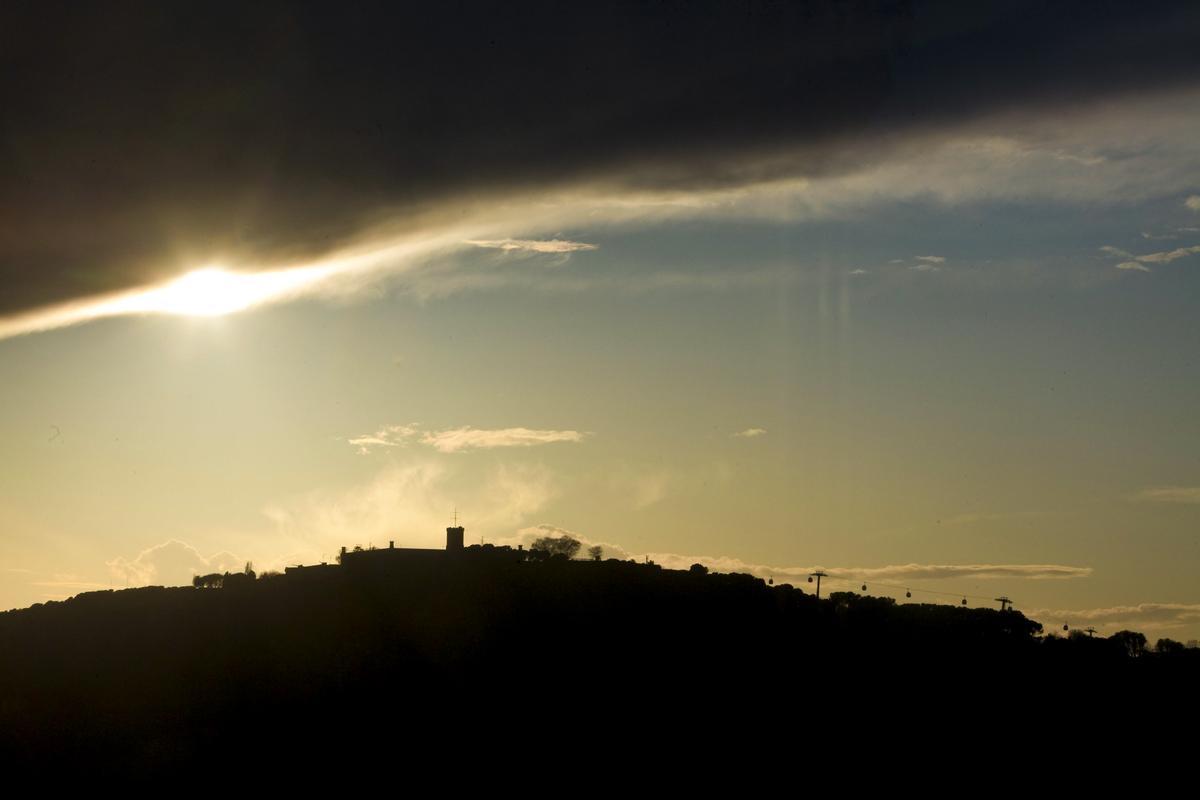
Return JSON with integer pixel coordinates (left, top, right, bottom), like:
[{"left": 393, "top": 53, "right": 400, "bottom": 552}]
[{"left": 3, "top": 1, "right": 1200, "bottom": 314}]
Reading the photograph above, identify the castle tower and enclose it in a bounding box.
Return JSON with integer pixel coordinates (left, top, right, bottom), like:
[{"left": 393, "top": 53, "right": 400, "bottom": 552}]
[{"left": 446, "top": 525, "right": 464, "bottom": 552}]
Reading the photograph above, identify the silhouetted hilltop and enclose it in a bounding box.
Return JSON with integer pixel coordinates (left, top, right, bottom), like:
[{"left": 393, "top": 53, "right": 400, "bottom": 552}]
[{"left": 2, "top": 543, "right": 1196, "bottom": 777}]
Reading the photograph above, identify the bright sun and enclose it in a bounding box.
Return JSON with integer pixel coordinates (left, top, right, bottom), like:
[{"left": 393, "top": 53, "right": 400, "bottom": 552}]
[
  {"left": 116, "top": 264, "right": 334, "bottom": 319},
  {"left": 151, "top": 268, "right": 257, "bottom": 317},
  {"left": 1, "top": 257, "right": 341, "bottom": 339}
]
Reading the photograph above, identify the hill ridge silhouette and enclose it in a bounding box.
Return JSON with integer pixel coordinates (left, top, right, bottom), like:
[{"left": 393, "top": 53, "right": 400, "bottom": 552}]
[{"left": 3, "top": 540, "right": 1196, "bottom": 777}]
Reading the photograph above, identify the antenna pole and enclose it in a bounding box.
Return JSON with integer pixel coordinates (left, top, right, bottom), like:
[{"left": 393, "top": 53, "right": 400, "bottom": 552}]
[{"left": 809, "top": 570, "right": 828, "bottom": 600}]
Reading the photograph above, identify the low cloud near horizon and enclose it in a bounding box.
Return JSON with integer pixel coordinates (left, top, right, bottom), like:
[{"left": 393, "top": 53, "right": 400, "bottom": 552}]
[
  {"left": 107, "top": 540, "right": 244, "bottom": 588},
  {"left": 502, "top": 524, "right": 1092, "bottom": 585},
  {"left": 1027, "top": 602, "right": 1200, "bottom": 634}
]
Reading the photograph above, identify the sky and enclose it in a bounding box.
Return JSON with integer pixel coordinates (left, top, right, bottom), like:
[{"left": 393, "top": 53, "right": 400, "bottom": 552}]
[{"left": 3, "top": 1, "right": 1200, "bottom": 640}]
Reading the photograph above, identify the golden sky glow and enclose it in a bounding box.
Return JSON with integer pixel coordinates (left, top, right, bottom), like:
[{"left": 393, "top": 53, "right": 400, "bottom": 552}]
[{"left": 4, "top": 83, "right": 1200, "bottom": 641}]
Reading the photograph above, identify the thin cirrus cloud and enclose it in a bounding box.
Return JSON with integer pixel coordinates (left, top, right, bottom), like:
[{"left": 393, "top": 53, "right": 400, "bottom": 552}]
[
  {"left": 1101, "top": 243, "right": 1200, "bottom": 272},
  {"left": 1132, "top": 244, "right": 1200, "bottom": 264},
  {"left": 1130, "top": 486, "right": 1200, "bottom": 504},
  {"left": 346, "top": 424, "right": 422, "bottom": 455},
  {"left": 800, "top": 563, "right": 1092, "bottom": 581},
  {"left": 908, "top": 256, "right": 947, "bottom": 273},
  {"left": 423, "top": 427, "right": 588, "bottom": 453},
  {"left": 348, "top": 423, "right": 588, "bottom": 455},
  {"left": 465, "top": 238, "right": 598, "bottom": 254},
  {"left": 734, "top": 428, "right": 767, "bottom": 438}
]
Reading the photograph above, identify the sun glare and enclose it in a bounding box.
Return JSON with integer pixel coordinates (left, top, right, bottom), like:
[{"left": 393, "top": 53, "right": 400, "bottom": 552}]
[
  {"left": 0, "top": 233, "right": 442, "bottom": 340},
  {"left": 114, "top": 263, "right": 337, "bottom": 320},
  {"left": 151, "top": 268, "right": 256, "bottom": 317}
]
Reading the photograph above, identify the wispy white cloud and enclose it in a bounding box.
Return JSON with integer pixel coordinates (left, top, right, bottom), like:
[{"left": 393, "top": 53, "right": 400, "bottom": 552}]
[
  {"left": 466, "top": 238, "right": 598, "bottom": 253},
  {"left": 506, "top": 525, "right": 631, "bottom": 559},
  {"left": 1131, "top": 486, "right": 1200, "bottom": 504},
  {"left": 1100, "top": 242, "right": 1200, "bottom": 269},
  {"left": 1186, "top": 195, "right": 1200, "bottom": 212},
  {"left": 849, "top": 268, "right": 869, "bottom": 275},
  {"left": 1134, "top": 244, "right": 1200, "bottom": 264},
  {"left": 347, "top": 423, "right": 588, "bottom": 454},
  {"left": 107, "top": 540, "right": 244, "bottom": 587},
  {"left": 421, "top": 426, "right": 588, "bottom": 453},
  {"left": 915, "top": 255, "right": 946, "bottom": 264},
  {"left": 734, "top": 428, "right": 767, "bottom": 438},
  {"left": 264, "top": 460, "right": 556, "bottom": 554},
  {"left": 909, "top": 263, "right": 943, "bottom": 272},
  {"left": 347, "top": 423, "right": 421, "bottom": 455}
]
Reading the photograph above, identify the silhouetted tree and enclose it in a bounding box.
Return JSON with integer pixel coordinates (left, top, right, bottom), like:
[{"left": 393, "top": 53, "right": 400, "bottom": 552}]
[
  {"left": 530, "top": 535, "right": 581, "bottom": 559},
  {"left": 1110, "top": 630, "right": 1147, "bottom": 658},
  {"left": 689, "top": 563, "right": 708, "bottom": 575},
  {"left": 222, "top": 571, "right": 253, "bottom": 588},
  {"left": 587, "top": 545, "right": 603, "bottom": 561},
  {"left": 1155, "top": 638, "right": 1186, "bottom": 655}
]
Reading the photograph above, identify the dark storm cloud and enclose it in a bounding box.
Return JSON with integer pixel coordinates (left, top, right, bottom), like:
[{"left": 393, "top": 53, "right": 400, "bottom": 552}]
[{"left": 3, "top": 0, "right": 1200, "bottom": 314}]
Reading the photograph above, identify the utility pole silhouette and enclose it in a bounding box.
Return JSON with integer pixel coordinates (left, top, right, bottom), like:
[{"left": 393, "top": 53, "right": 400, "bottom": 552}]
[
  {"left": 1084, "top": 627, "right": 1097, "bottom": 638},
  {"left": 809, "top": 571, "right": 828, "bottom": 599},
  {"left": 994, "top": 596, "right": 1012, "bottom": 611}
]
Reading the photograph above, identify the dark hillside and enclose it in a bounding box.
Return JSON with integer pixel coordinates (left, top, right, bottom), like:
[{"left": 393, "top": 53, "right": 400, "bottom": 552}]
[{"left": 2, "top": 555, "right": 1195, "bottom": 777}]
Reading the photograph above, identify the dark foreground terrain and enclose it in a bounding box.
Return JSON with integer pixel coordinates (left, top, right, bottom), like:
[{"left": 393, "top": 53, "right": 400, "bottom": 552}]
[{"left": 2, "top": 555, "right": 1197, "bottom": 778}]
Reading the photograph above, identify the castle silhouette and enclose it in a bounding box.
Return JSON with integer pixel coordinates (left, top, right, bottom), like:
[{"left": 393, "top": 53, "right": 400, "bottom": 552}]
[{"left": 283, "top": 526, "right": 528, "bottom": 580}]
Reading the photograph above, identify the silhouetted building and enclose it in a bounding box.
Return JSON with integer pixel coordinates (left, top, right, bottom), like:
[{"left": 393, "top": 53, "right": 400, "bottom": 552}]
[
  {"left": 328, "top": 526, "right": 526, "bottom": 576},
  {"left": 284, "top": 562, "right": 339, "bottom": 580}
]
